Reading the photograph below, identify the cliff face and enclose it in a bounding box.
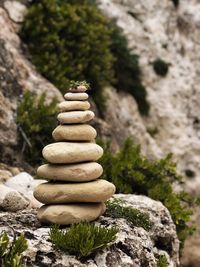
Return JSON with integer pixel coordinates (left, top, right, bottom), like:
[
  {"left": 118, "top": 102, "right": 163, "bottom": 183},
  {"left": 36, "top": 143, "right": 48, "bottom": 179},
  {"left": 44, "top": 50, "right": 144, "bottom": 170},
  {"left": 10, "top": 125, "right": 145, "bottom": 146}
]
[{"left": 97, "top": 0, "right": 200, "bottom": 195}]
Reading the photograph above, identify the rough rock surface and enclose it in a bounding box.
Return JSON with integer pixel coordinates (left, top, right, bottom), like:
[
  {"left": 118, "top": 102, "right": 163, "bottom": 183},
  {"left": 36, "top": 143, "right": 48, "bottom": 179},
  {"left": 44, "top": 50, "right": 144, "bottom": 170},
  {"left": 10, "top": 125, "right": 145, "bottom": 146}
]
[
  {"left": 97, "top": 0, "right": 200, "bottom": 192},
  {"left": 0, "top": 194, "right": 179, "bottom": 267},
  {"left": 0, "top": 1, "right": 63, "bottom": 166}
]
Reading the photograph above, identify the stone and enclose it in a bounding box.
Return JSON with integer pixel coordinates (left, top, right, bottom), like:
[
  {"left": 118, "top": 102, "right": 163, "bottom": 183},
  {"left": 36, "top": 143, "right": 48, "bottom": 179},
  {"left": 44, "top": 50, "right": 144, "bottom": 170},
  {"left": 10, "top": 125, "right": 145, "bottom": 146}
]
[
  {"left": 0, "top": 184, "right": 29, "bottom": 211},
  {"left": 58, "top": 101, "right": 90, "bottom": 112},
  {"left": 52, "top": 124, "right": 97, "bottom": 141},
  {"left": 37, "top": 202, "right": 106, "bottom": 225},
  {"left": 0, "top": 169, "right": 12, "bottom": 183},
  {"left": 64, "top": 92, "right": 88, "bottom": 101},
  {"left": 37, "top": 162, "right": 103, "bottom": 182},
  {"left": 57, "top": 110, "right": 95, "bottom": 124},
  {"left": 0, "top": 194, "right": 179, "bottom": 266},
  {"left": 4, "top": 1, "right": 27, "bottom": 23},
  {"left": 34, "top": 180, "right": 116, "bottom": 204},
  {"left": 42, "top": 142, "right": 103, "bottom": 164},
  {"left": 5, "top": 172, "right": 46, "bottom": 195},
  {"left": 69, "top": 85, "right": 88, "bottom": 92}
]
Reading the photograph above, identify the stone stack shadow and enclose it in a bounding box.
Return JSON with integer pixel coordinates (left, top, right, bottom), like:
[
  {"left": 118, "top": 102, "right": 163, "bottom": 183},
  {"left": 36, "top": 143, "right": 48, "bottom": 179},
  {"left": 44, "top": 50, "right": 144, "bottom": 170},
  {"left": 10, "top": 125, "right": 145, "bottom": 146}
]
[{"left": 34, "top": 85, "right": 115, "bottom": 225}]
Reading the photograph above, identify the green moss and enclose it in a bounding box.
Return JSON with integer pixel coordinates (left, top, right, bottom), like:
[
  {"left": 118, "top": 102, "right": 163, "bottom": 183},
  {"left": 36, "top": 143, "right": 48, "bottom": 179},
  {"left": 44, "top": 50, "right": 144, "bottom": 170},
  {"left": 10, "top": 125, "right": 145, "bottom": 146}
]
[
  {"left": 110, "top": 25, "right": 150, "bottom": 115},
  {"left": 98, "top": 138, "right": 197, "bottom": 250},
  {"left": 21, "top": 0, "right": 114, "bottom": 101},
  {"left": 106, "top": 198, "right": 152, "bottom": 230},
  {"left": 49, "top": 223, "right": 118, "bottom": 258},
  {"left": 147, "top": 127, "right": 159, "bottom": 137},
  {"left": 156, "top": 255, "right": 168, "bottom": 267},
  {"left": 17, "top": 91, "right": 58, "bottom": 165},
  {"left": 69, "top": 80, "right": 90, "bottom": 91},
  {"left": 153, "top": 58, "right": 169, "bottom": 77},
  {"left": 0, "top": 231, "right": 28, "bottom": 267}
]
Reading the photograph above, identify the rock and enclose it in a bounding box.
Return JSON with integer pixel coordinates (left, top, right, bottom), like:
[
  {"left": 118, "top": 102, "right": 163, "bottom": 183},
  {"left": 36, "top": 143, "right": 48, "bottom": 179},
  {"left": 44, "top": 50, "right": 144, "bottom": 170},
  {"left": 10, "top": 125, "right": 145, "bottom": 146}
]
[
  {"left": 0, "top": 184, "right": 29, "bottom": 211},
  {"left": 0, "top": 169, "right": 12, "bottom": 183},
  {"left": 52, "top": 124, "right": 97, "bottom": 141},
  {"left": 70, "top": 85, "right": 88, "bottom": 92},
  {"left": 0, "top": 194, "right": 179, "bottom": 266},
  {"left": 37, "top": 202, "right": 106, "bottom": 225},
  {"left": 4, "top": 1, "right": 27, "bottom": 23},
  {"left": 57, "top": 110, "right": 95, "bottom": 124},
  {"left": 37, "top": 162, "right": 103, "bottom": 182},
  {"left": 0, "top": 5, "right": 63, "bottom": 165},
  {"left": 42, "top": 142, "right": 103, "bottom": 164},
  {"left": 34, "top": 180, "right": 116, "bottom": 204},
  {"left": 58, "top": 101, "right": 90, "bottom": 112},
  {"left": 5, "top": 172, "right": 46, "bottom": 195},
  {"left": 64, "top": 92, "right": 88, "bottom": 101}
]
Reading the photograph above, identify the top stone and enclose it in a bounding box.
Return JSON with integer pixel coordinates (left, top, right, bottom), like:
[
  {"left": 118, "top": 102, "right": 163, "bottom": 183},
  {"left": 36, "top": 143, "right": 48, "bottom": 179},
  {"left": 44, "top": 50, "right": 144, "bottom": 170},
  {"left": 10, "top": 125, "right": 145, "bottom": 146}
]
[{"left": 69, "top": 85, "right": 88, "bottom": 92}]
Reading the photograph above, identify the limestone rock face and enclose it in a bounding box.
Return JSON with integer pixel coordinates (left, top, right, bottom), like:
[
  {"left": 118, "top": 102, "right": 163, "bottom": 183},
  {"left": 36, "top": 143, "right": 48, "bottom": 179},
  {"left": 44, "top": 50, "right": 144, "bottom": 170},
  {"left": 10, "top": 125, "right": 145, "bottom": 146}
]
[
  {"left": 37, "top": 162, "right": 103, "bottom": 182},
  {"left": 34, "top": 180, "right": 115, "bottom": 204},
  {"left": 37, "top": 203, "right": 106, "bottom": 225},
  {"left": 42, "top": 142, "right": 103, "bottom": 164},
  {"left": 52, "top": 124, "right": 97, "bottom": 141},
  {"left": 34, "top": 86, "right": 115, "bottom": 224},
  {"left": 0, "top": 194, "right": 180, "bottom": 266}
]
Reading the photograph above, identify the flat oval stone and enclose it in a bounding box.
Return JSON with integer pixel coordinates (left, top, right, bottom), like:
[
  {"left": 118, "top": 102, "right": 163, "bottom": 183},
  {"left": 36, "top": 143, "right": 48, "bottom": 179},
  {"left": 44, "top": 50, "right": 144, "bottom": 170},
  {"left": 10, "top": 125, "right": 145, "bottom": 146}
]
[
  {"left": 42, "top": 142, "right": 103, "bottom": 164},
  {"left": 37, "top": 162, "right": 103, "bottom": 182},
  {"left": 57, "top": 111, "right": 95, "bottom": 124},
  {"left": 58, "top": 101, "right": 90, "bottom": 112},
  {"left": 64, "top": 92, "right": 88, "bottom": 101},
  {"left": 37, "top": 203, "right": 105, "bottom": 225},
  {"left": 52, "top": 125, "right": 97, "bottom": 141},
  {"left": 34, "top": 180, "right": 115, "bottom": 204},
  {"left": 69, "top": 85, "right": 88, "bottom": 92}
]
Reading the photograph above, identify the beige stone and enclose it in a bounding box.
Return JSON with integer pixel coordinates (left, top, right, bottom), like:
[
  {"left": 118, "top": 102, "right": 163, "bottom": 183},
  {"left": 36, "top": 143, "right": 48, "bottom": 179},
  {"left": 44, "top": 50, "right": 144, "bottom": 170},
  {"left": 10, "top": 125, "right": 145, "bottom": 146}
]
[
  {"left": 52, "top": 125, "right": 97, "bottom": 141},
  {"left": 57, "top": 110, "right": 94, "bottom": 124},
  {"left": 58, "top": 101, "right": 90, "bottom": 112},
  {"left": 34, "top": 179, "right": 115, "bottom": 204},
  {"left": 0, "top": 170, "right": 12, "bottom": 183},
  {"left": 64, "top": 92, "right": 88, "bottom": 101},
  {"left": 37, "top": 162, "right": 103, "bottom": 182},
  {"left": 37, "top": 203, "right": 106, "bottom": 225},
  {"left": 42, "top": 142, "right": 103, "bottom": 164}
]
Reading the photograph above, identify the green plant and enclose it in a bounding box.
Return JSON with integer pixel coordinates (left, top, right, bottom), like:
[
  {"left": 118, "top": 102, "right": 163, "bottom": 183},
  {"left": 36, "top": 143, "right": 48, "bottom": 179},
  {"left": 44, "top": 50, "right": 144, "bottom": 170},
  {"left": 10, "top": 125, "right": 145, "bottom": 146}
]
[
  {"left": 17, "top": 91, "right": 58, "bottom": 165},
  {"left": 21, "top": 0, "right": 114, "bottom": 100},
  {"left": 110, "top": 25, "right": 150, "bottom": 115},
  {"left": 156, "top": 255, "right": 168, "bottom": 267},
  {"left": 0, "top": 231, "right": 28, "bottom": 267},
  {"left": 106, "top": 198, "right": 152, "bottom": 230},
  {"left": 153, "top": 58, "right": 169, "bottom": 77},
  {"left": 171, "top": 0, "right": 179, "bottom": 8},
  {"left": 69, "top": 80, "right": 90, "bottom": 91},
  {"left": 98, "top": 138, "right": 197, "bottom": 250},
  {"left": 147, "top": 127, "right": 159, "bottom": 137},
  {"left": 49, "top": 223, "right": 118, "bottom": 258}
]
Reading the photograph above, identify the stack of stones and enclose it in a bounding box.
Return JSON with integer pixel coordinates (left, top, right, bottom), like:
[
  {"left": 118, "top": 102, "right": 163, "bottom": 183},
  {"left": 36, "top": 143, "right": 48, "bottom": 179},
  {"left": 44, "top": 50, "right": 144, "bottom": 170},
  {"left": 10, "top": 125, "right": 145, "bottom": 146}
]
[{"left": 34, "top": 83, "right": 116, "bottom": 225}]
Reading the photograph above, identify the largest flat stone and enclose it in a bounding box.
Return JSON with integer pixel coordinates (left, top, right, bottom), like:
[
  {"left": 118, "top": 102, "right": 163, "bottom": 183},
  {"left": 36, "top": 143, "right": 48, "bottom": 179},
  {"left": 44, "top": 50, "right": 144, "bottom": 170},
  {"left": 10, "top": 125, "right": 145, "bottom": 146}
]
[
  {"left": 34, "top": 179, "right": 115, "bottom": 204},
  {"left": 37, "top": 162, "right": 103, "bottom": 182},
  {"left": 42, "top": 142, "right": 103, "bottom": 164},
  {"left": 37, "top": 203, "right": 105, "bottom": 225},
  {"left": 52, "top": 125, "right": 96, "bottom": 141}
]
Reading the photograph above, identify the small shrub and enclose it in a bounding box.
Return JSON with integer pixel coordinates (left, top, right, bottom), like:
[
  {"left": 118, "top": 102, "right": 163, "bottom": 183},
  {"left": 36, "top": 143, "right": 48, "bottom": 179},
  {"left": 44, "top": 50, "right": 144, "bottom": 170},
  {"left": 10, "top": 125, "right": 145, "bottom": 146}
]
[
  {"left": 110, "top": 25, "right": 150, "bottom": 115},
  {"left": 153, "top": 58, "right": 169, "bottom": 77},
  {"left": 21, "top": 0, "right": 114, "bottom": 99},
  {"left": 156, "top": 255, "right": 168, "bottom": 267},
  {"left": 106, "top": 198, "right": 152, "bottom": 230},
  {"left": 17, "top": 91, "right": 58, "bottom": 165},
  {"left": 0, "top": 231, "right": 28, "bottom": 267},
  {"left": 98, "top": 138, "right": 197, "bottom": 250},
  {"left": 171, "top": 0, "right": 179, "bottom": 8},
  {"left": 147, "top": 127, "right": 159, "bottom": 137},
  {"left": 49, "top": 223, "right": 118, "bottom": 258}
]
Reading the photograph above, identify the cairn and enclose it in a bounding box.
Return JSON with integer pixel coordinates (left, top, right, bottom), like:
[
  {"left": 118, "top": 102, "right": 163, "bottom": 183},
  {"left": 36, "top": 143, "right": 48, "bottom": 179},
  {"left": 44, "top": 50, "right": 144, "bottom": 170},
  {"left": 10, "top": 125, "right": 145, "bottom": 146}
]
[{"left": 34, "top": 82, "right": 116, "bottom": 224}]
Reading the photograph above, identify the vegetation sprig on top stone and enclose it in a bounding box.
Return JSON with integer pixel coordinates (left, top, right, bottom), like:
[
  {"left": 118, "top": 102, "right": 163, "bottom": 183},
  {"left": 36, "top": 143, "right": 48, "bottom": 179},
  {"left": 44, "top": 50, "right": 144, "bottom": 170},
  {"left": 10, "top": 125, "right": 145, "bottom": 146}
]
[
  {"left": 49, "top": 222, "right": 118, "bottom": 258},
  {"left": 69, "top": 80, "right": 90, "bottom": 91}
]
